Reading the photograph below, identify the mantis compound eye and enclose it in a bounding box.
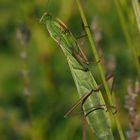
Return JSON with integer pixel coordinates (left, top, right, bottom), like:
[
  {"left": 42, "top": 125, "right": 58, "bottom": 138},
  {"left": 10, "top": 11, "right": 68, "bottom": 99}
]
[{"left": 40, "top": 12, "right": 52, "bottom": 23}]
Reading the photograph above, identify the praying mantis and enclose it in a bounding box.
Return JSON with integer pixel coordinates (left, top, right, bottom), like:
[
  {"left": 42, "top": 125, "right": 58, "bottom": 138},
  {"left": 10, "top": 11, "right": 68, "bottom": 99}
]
[{"left": 40, "top": 12, "right": 115, "bottom": 140}]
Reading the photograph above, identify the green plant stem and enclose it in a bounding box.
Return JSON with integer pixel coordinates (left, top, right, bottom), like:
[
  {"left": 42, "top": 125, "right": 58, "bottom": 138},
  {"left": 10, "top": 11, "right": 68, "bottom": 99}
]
[
  {"left": 132, "top": 0, "right": 140, "bottom": 33},
  {"left": 114, "top": 0, "right": 140, "bottom": 78},
  {"left": 75, "top": 0, "right": 125, "bottom": 140}
]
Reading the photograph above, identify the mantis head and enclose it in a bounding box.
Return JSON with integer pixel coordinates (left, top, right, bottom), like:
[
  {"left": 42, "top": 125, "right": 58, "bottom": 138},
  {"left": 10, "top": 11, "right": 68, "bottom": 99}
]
[
  {"left": 40, "top": 12, "right": 72, "bottom": 54},
  {"left": 40, "top": 12, "right": 52, "bottom": 24}
]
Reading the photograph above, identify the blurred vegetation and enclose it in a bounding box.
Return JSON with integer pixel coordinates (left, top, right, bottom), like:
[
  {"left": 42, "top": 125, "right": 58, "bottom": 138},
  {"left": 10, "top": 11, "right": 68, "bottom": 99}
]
[{"left": 0, "top": 0, "right": 140, "bottom": 139}]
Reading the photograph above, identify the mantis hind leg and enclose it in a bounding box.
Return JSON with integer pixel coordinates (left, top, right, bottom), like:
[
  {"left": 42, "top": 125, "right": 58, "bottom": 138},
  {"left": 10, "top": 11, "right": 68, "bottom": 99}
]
[
  {"left": 72, "top": 65, "right": 89, "bottom": 72},
  {"left": 64, "top": 74, "right": 114, "bottom": 118},
  {"left": 64, "top": 88, "right": 100, "bottom": 118},
  {"left": 84, "top": 104, "right": 117, "bottom": 116}
]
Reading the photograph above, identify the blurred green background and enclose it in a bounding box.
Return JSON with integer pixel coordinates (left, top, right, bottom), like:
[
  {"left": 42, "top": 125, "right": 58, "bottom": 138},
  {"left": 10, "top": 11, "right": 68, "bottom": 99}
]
[{"left": 0, "top": 0, "right": 140, "bottom": 139}]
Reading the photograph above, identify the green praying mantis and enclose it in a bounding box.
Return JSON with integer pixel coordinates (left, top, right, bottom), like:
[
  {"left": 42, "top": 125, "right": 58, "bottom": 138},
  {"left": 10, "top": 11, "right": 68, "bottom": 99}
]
[{"left": 40, "top": 12, "right": 115, "bottom": 140}]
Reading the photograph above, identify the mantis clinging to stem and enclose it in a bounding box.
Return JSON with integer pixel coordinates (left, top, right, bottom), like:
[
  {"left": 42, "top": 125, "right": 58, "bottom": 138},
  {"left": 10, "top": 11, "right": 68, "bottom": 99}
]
[{"left": 40, "top": 12, "right": 115, "bottom": 140}]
